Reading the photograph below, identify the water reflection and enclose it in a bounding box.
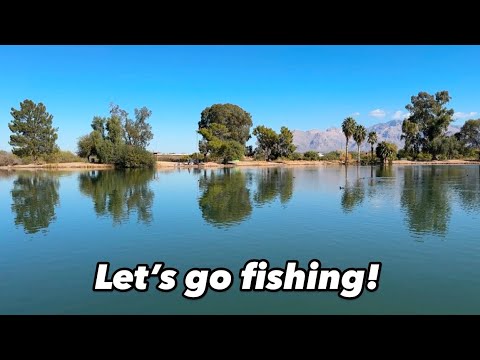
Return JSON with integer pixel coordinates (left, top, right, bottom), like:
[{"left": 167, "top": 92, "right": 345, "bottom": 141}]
[
  {"left": 253, "top": 168, "right": 294, "bottom": 206},
  {"left": 400, "top": 166, "right": 451, "bottom": 236},
  {"left": 198, "top": 168, "right": 252, "bottom": 227},
  {"left": 11, "top": 173, "right": 60, "bottom": 234},
  {"left": 341, "top": 165, "right": 365, "bottom": 213},
  {"left": 453, "top": 166, "right": 480, "bottom": 213},
  {"left": 78, "top": 169, "right": 155, "bottom": 224}
]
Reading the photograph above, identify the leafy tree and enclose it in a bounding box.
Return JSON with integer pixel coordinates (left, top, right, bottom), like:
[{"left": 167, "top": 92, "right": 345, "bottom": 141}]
[
  {"left": 8, "top": 99, "right": 58, "bottom": 161},
  {"left": 376, "top": 141, "right": 398, "bottom": 164},
  {"left": 303, "top": 150, "right": 321, "bottom": 160},
  {"left": 198, "top": 104, "right": 253, "bottom": 146},
  {"left": 402, "top": 91, "right": 454, "bottom": 159},
  {"left": 252, "top": 125, "right": 296, "bottom": 161},
  {"left": 401, "top": 119, "right": 421, "bottom": 159},
  {"left": 106, "top": 117, "right": 123, "bottom": 145},
  {"left": 430, "top": 136, "right": 461, "bottom": 160},
  {"left": 367, "top": 131, "right": 377, "bottom": 160},
  {"left": 278, "top": 126, "right": 296, "bottom": 158},
  {"left": 253, "top": 125, "right": 279, "bottom": 161},
  {"left": 353, "top": 124, "right": 367, "bottom": 163},
  {"left": 124, "top": 107, "right": 154, "bottom": 149},
  {"left": 457, "top": 119, "right": 480, "bottom": 158},
  {"left": 341, "top": 117, "right": 357, "bottom": 164},
  {"left": 77, "top": 104, "right": 155, "bottom": 168}
]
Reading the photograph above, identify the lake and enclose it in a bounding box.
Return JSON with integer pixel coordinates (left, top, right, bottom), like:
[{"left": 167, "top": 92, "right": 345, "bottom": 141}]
[{"left": 1, "top": 165, "right": 479, "bottom": 314}]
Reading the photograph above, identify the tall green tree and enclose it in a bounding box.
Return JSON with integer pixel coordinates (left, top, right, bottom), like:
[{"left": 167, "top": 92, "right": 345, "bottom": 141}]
[
  {"left": 253, "top": 125, "right": 279, "bottom": 161},
  {"left": 367, "top": 131, "right": 377, "bottom": 160},
  {"left": 402, "top": 91, "right": 454, "bottom": 159},
  {"left": 376, "top": 141, "right": 398, "bottom": 164},
  {"left": 353, "top": 124, "right": 367, "bottom": 163},
  {"left": 341, "top": 117, "right": 357, "bottom": 164},
  {"left": 124, "top": 107, "right": 154, "bottom": 149},
  {"left": 8, "top": 99, "right": 58, "bottom": 160},
  {"left": 457, "top": 119, "right": 480, "bottom": 158},
  {"left": 198, "top": 104, "right": 253, "bottom": 145},
  {"left": 278, "top": 126, "right": 297, "bottom": 158}
]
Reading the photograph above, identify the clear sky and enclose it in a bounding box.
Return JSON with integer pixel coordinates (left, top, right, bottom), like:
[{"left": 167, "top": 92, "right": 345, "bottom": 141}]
[{"left": 0, "top": 45, "right": 479, "bottom": 154}]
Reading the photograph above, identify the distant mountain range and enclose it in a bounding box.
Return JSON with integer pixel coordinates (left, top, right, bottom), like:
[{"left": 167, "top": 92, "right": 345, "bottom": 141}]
[{"left": 292, "top": 119, "right": 462, "bottom": 153}]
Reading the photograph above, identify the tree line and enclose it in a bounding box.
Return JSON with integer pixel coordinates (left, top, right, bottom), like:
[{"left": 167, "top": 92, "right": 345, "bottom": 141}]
[{"left": 3, "top": 91, "right": 480, "bottom": 168}]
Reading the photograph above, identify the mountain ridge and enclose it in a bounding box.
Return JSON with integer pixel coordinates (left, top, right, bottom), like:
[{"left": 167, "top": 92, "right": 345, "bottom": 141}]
[{"left": 292, "top": 120, "right": 462, "bottom": 153}]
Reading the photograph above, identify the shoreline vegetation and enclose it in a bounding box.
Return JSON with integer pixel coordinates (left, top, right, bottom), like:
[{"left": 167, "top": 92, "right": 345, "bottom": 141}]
[
  {"left": 1, "top": 158, "right": 479, "bottom": 172},
  {"left": 2, "top": 92, "right": 480, "bottom": 170}
]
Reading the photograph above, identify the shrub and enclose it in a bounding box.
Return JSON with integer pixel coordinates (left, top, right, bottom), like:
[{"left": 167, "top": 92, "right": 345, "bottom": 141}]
[
  {"left": 290, "top": 152, "right": 303, "bottom": 160},
  {"left": 321, "top": 151, "right": 341, "bottom": 161},
  {"left": 416, "top": 152, "right": 433, "bottom": 161},
  {"left": 0, "top": 151, "right": 23, "bottom": 166},
  {"left": 115, "top": 145, "right": 155, "bottom": 168},
  {"left": 303, "top": 151, "right": 321, "bottom": 161},
  {"left": 43, "top": 150, "right": 84, "bottom": 163}
]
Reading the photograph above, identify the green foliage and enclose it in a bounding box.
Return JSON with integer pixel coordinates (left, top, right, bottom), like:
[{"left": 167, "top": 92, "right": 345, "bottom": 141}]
[
  {"left": 290, "top": 152, "right": 303, "bottom": 160},
  {"left": 376, "top": 141, "right": 398, "bottom": 163},
  {"left": 218, "top": 140, "right": 244, "bottom": 163},
  {"left": 43, "top": 150, "right": 83, "bottom": 163},
  {"left": 303, "top": 150, "right": 321, "bottom": 161},
  {"left": 278, "top": 127, "right": 296, "bottom": 158},
  {"left": 124, "top": 107, "right": 154, "bottom": 149},
  {"left": 353, "top": 125, "right": 367, "bottom": 163},
  {"left": 253, "top": 125, "right": 278, "bottom": 161},
  {"left": 252, "top": 125, "right": 296, "bottom": 161},
  {"left": 321, "top": 151, "right": 341, "bottom": 161},
  {"left": 77, "top": 104, "right": 155, "bottom": 168},
  {"left": 402, "top": 90, "right": 454, "bottom": 158},
  {"left": 457, "top": 119, "right": 480, "bottom": 157},
  {"left": 341, "top": 117, "right": 357, "bottom": 163},
  {"left": 198, "top": 104, "right": 253, "bottom": 146},
  {"left": 0, "top": 150, "right": 23, "bottom": 166},
  {"left": 416, "top": 152, "right": 433, "bottom": 161},
  {"left": 115, "top": 145, "right": 155, "bottom": 168},
  {"left": 430, "top": 136, "right": 461, "bottom": 160},
  {"left": 367, "top": 131, "right": 378, "bottom": 161},
  {"left": 8, "top": 99, "right": 59, "bottom": 161}
]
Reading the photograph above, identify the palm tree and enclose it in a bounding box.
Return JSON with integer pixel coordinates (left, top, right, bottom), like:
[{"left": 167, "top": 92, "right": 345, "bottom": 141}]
[
  {"left": 367, "top": 131, "right": 378, "bottom": 161},
  {"left": 376, "top": 141, "right": 398, "bottom": 164},
  {"left": 341, "top": 117, "right": 357, "bottom": 164},
  {"left": 353, "top": 125, "right": 367, "bottom": 164}
]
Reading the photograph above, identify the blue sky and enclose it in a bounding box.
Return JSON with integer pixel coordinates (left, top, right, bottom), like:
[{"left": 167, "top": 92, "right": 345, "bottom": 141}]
[{"left": 1, "top": 45, "right": 479, "bottom": 153}]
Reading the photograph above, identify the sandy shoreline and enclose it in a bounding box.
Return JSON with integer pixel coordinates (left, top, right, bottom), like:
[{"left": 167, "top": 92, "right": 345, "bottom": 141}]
[{"left": 1, "top": 159, "right": 479, "bottom": 172}]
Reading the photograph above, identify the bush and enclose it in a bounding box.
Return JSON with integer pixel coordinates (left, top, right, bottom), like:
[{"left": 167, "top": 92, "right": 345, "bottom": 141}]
[
  {"left": 290, "top": 152, "right": 303, "bottom": 160},
  {"left": 0, "top": 151, "right": 23, "bottom": 166},
  {"left": 321, "top": 151, "right": 341, "bottom": 161},
  {"left": 43, "top": 150, "right": 84, "bottom": 163},
  {"left": 416, "top": 152, "right": 433, "bottom": 161},
  {"left": 303, "top": 151, "right": 321, "bottom": 161},
  {"left": 115, "top": 145, "right": 155, "bottom": 168}
]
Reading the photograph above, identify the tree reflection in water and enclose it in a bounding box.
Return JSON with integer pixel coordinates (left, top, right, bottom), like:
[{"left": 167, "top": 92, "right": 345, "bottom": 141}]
[
  {"left": 198, "top": 168, "right": 252, "bottom": 227},
  {"left": 253, "top": 168, "right": 294, "bottom": 207},
  {"left": 400, "top": 166, "right": 451, "bottom": 236},
  {"left": 11, "top": 173, "right": 60, "bottom": 234},
  {"left": 79, "top": 169, "right": 155, "bottom": 225},
  {"left": 340, "top": 165, "right": 365, "bottom": 213}
]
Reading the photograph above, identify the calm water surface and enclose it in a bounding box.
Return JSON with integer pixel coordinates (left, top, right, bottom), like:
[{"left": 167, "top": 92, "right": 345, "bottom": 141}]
[{"left": 1, "top": 165, "right": 479, "bottom": 314}]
